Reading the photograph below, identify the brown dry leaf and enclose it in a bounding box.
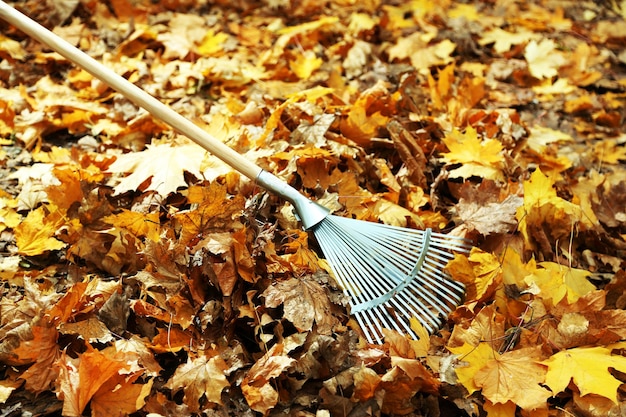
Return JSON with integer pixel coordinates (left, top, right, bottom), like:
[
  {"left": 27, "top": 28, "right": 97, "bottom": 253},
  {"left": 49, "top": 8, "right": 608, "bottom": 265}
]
[
  {"left": 264, "top": 275, "right": 339, "bottom": 334},
  {"left": 456, "top": 194, "right": 522, "bottom": 236},
  {"left": 448, "top": 304, "right": 506, "bottom": 349},
  {"left": 12, "top": 325, "right": 60, "bottom": 393},
  {"left": 241, "top": 343, "right": 296, "bottom": 415},
  {"left": 58, "top": 317, "right": 114, "bottom": 344},
  {"left": 165, "top": 352, "right": 229, "bottom": 411}
]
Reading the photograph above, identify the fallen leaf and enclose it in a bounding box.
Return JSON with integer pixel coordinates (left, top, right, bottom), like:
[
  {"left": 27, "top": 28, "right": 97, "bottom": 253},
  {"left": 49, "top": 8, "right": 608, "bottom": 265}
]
[
  {"left": 165, "top": 352, "right": 229, "bottom": 411},
  {"left": 441, "top": 127, "right": 505, "bottom": 181},
  {"left": 14, "top": 205, "right": 66, "bottom": 256},
  {"left": 543, "top": 346, "right": 626, "bottom": 403},
  {"left": 264, "top": 275, "right": 339, "bottom": 334},
  {"left": 241, "top": 343, "right": 296, "bottom": 415},
  {"left": 107, "top": 142, "right": 207, "bottom": 197},
  {"left": 55, "top": 347, "right": 134, "bottom": 417}
]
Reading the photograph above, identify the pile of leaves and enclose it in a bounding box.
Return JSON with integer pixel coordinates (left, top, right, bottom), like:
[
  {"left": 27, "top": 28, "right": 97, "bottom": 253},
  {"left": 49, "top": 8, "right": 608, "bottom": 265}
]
[{"left": 0, "top": 0, "right": 625, "bottom": 415}]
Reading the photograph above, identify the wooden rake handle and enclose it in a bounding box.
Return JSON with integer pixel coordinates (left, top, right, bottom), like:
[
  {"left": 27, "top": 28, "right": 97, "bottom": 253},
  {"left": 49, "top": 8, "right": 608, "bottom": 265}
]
[{"left": 0, "top": 1, "right": 264, "bottom": 181}]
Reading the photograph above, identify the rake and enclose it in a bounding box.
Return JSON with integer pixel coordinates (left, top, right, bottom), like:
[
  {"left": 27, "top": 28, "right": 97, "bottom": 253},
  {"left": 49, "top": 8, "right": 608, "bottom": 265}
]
[{"left": 0, "top": 2, "right": 470, "bottom": 343}]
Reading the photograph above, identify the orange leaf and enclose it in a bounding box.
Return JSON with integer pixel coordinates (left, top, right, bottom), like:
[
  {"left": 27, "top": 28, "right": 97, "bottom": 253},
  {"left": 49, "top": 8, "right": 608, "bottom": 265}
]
[
  {"left": 12, "top": 325, "right": 60, "bottom": 393},
  {"left": 352, "top": 366, "right": 381, "bottom": 401},
  {"left": 90, "top": 371, "right": 153, "bottom": 417},
  {"left": 56, "top": 348, "right": 131, "bottom": 417}
]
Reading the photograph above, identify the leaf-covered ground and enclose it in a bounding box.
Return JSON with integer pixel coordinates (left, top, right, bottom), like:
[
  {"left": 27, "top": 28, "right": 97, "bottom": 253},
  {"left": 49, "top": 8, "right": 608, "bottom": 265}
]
[{"left": 1, "top": 0, "right": 626, "bottom": 416}]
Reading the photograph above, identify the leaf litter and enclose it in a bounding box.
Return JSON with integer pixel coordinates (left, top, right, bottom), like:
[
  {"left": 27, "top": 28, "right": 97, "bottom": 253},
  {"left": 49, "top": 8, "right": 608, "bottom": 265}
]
[{"left": 1, "top": 0, "right": 626, "bottom": 416}]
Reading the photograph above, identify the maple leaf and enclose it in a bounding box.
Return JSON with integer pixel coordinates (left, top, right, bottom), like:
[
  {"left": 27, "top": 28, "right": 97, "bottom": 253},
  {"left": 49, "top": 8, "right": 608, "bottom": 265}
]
[
  {"left": 55, "top": 347, "right": 135, "bottom": 417},
  {"left": 12, "top": 325, "right": 60, "bottom": 393},
  {"left": 14, "top": 204, "right": 66, "bottom": 256},
  {"left": 445, "top": 248, "right": 501, "bottom": 303},
  {"left": 524, "top": 39, "right": 567, "bottom": 79},
  {"left": 441, "top": 127, "right": 505, "bottom": 181},
  {"left": 451, "top": 343, "right": 551, "bottom": 410},
  {"left": 474, "top": 346, "right": 551, "bottom": 410},
  {"left": 90, "top": 371, "right": 153, "bottom": 417},
  {"left": 107, "top": 142, "right": 207, "bottom": 198},
  {"left": 543, "top": 346, "right": 626, "bottom": 403},
  {"left": 165, "top": 352, "right": 229, "bottom": 411},
  {"left": 102, "top": 210, "right": 161, "bottom": 242},
  {"left": 524, "top": 262, "right": 596, "bottom": 306},
  {"left": 241, "top": 343, "right": 296, "bottom": 415},
  {"left": 516, "top": 169, "right": 589, "bottom": 253},
  {"left": 264, "top": 275, "right": 339, "bottom": 334},
  {"left": 478, "top": 28, "right": 540, "bottom": 54},
  {"left": 456, "top": 194, "right": 523, "bottom": 236}
]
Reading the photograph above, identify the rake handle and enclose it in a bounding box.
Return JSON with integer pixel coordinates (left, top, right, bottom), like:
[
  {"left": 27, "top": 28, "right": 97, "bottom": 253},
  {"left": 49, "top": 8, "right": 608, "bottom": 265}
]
[{"left": 0, "top": 0, "right": 262, "bottom": 181}]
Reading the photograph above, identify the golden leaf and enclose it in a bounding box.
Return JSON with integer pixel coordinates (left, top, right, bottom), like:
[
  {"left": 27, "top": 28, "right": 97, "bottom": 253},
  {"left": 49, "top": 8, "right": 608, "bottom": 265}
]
[
  {"left": 543, "top": 346, "right": 626, "bottom": 403},
  {"left": 15, "top": 204, "right": 66, "bottom": 256},
  {"left": 103, "top": 210, "right": 161, "bottom": 242},
  {"left": 441, "top": 127, "right": 505, "bottom": 181},
  {"left": 474, "top": 346, "right": 551, "bottom": 410}
]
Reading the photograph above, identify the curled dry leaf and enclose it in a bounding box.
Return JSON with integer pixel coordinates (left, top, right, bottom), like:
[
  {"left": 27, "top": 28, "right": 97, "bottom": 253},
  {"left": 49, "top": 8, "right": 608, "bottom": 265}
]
[
  {"left": 263, "top": 275, "right": 339, "bottom": 334},
  {"left": 165, "top": 352, "right": 229, "bottom": 412},
  {"left": 241, "top": 343, "right": 296, "bottom": 415}
]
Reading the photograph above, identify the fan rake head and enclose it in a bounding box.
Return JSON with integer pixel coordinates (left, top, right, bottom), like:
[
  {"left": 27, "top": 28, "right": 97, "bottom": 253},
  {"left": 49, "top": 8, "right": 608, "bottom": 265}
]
[{"left": 312, "top": 215, "right": 470, "bottom": 344}]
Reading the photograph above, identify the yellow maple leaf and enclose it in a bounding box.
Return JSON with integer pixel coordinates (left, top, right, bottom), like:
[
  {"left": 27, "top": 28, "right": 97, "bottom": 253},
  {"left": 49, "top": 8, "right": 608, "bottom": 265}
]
[
  {"left": 446, "top": 248, "right": 501, "bottom": 303},
  {"left": 15, "top": 205, "right": 66, "bottom": 256},
  {"left": 451, "top": 343, "right": 550, "bottom": 410},
  {"left": 441, "top": 127, "right": 505, "bottom": 181},
  {"left": 475, "top": 346, "right": 551, "bottom": 410},
  {"left": 524, "top": 262, "right": 595, "bottom": 306},
  {"left": 449, "top": 342, "right": 495, "bottom": 394},
  {"left": 103, "top": 210, "right": 161, "bottom": 242},
  {"left": 340, "top": 104, "right": 388, "bottom": 146},
  {"left": 290, "top": 50, "right": 323, "bottom": 79},
  {"left": 524, "top": 39, "right": 567, "bottom": 79},
  {"left": 197, "top": 29, "right": 229, "bottom": 56},
  {"left": 516, "top": 169, "right": 589, "bottom": 249},
  {"left": 543, "top": 346, "right": 626, "bottom": 403}
]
